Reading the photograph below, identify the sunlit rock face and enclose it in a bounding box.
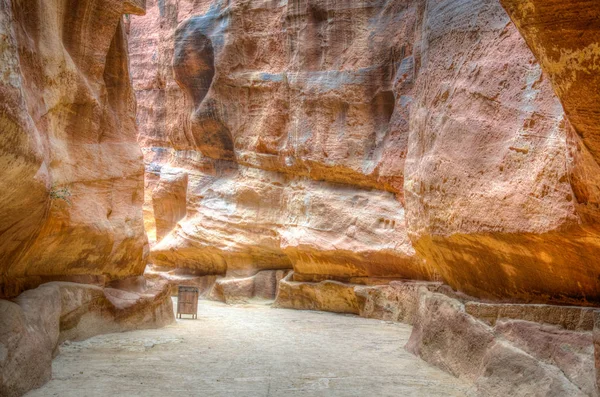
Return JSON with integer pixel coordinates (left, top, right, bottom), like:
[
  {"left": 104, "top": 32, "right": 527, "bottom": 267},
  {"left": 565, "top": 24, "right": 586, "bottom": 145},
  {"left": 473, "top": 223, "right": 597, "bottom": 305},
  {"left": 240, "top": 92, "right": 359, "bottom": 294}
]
[
  {"left": 0, "top": 0, "right": 147, "bottom": 298},
  {"left": 130, "top": 0, "right": 600, "bottom": 305},
  {"left": 495, "top": 0, "right": 600, "bottom": 302},
  {"left": 499, "top": 0, "right": 600, "bottom": 163},
  {"left": 405, "top": 0, "right": 600, "bottom": 305}
]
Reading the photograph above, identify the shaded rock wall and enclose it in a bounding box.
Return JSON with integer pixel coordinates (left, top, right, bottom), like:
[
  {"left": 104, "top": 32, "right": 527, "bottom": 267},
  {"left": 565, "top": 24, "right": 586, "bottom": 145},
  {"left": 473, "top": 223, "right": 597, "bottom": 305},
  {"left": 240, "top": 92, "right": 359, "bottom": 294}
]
[
  {"left": 0, "top": 0, "right": 149, "bottom": 298},
  {"left": 406, "top": 289, "right": 595, "bottom": 397},
  {"left": 130, "top": 0, "right": 600, "bottom": 306}
]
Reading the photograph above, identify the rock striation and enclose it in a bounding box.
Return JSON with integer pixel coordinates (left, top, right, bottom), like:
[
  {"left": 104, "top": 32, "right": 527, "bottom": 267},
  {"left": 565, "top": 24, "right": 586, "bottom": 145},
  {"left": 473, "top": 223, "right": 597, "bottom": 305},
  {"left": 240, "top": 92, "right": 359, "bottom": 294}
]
[
  {"left": 130, "top": 0, "right": 425, "bottom": 282},
  {"left": 130, "top": 0, "right": 600, "bottom": 306},
  {"left": 0, "top": 0, "right": 149, "bottom": 298}
]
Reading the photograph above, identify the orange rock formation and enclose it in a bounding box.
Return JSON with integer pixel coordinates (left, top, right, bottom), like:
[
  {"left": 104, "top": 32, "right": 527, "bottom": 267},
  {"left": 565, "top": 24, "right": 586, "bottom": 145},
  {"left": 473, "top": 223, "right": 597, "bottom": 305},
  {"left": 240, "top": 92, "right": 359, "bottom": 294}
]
[
  {"left": 0, "top": 0, "right": 599, "bottom": 396},
  {"left": 0, "top": 0, "right": 149, "bottom": 298},
  {"left": 130, "top": 0, "right": 424, "bottom": 281},
  {"left": 130, "top": 0, "right": 600, "bottom": 306}
]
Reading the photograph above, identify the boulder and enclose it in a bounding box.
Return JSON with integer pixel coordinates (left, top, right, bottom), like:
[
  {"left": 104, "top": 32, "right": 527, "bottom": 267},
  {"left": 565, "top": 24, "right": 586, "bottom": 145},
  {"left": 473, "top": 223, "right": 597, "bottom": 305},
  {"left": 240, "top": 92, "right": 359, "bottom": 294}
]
[{"left": 0, "top": 280, "right": 173, "bottom": 397}]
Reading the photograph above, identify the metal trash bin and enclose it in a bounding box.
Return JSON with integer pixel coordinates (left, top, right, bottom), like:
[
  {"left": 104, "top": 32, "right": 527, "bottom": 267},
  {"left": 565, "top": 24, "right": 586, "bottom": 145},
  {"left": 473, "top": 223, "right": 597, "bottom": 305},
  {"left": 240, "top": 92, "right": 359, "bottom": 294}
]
[{"left": 177, "top": 286, "right": 199, "bottom": 319}]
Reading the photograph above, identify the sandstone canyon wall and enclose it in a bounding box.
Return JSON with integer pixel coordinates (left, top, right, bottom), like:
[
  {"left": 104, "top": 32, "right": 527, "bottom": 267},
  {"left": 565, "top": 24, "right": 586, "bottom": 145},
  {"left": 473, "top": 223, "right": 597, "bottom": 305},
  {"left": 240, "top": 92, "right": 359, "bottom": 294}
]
[
  {"left": 130, "top": 0, "right": 600, "bottom": 306},
  {"left": 0, "top": 0, "right": 598, "bottom": 395},
  {"left": 130, "top": 0, "right": 425, "bottom": 282},
  {"left": 0, "top": 0, "right": 149, "bottom": 298},
  {"left": 0, "top": 3, "right": 178, "bottom": 396},
  {"left": 500, "top": 0, "right": 600, "bottom": 167},
  {"left": 404, "top": 0, "right": 600, "bottom": 305}
]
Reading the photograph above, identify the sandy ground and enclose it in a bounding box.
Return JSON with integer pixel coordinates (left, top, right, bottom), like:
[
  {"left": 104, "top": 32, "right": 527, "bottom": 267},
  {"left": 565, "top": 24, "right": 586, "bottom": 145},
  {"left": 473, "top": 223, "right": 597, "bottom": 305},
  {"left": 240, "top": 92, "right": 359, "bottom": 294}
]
[{"left": 26, "top": 299, "right": 470, "bottom": 397}]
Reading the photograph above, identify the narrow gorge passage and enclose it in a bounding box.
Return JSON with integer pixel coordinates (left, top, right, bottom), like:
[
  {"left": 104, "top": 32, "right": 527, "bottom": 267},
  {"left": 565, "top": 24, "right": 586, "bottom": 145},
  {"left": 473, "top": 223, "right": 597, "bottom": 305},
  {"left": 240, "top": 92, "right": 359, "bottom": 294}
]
[
  {"left": 2, "top": 0, "right": 600, "bottom": 396},
  {"left": 26, "top": 300, "right": 470, "bottom": 397}
]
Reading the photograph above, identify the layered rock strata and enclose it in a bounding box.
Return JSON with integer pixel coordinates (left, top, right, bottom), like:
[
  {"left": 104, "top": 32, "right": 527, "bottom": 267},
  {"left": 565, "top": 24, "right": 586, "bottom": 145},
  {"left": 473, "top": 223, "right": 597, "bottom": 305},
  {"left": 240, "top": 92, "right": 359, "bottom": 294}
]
[
  {"left": 129, "top": 0, "right": 424, "bottom": 283},
  {"left": 0, "top": 0, "right": 149, "bottom": 298},
  {"left": 130, "top": 0, "right": 600, "bottom": 305},
  {"left": 0, "top": 280, "right": 173, "bottom": 397}
]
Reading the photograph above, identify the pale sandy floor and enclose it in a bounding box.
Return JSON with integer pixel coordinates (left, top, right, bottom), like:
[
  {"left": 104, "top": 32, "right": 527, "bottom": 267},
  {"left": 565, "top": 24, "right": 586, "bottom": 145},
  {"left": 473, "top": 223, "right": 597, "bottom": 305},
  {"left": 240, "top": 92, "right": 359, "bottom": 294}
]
[{"left": 27, "top": 299, "right": 470, "bottom": 397}]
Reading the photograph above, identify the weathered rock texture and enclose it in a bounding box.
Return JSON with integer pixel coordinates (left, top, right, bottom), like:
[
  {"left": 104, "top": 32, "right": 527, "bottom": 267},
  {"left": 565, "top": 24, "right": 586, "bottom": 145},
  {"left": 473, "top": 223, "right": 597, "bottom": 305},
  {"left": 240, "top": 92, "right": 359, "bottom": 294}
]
[
  {"left": 130, "top": 0, "right": 600, "bottom": 306},
  {"left": 275, "top": 272, "right": 443, "bottom": 322},
  {"left": 275, "top": 274, "right": 598, "bottom": 396},
  {"left": 406, "top": 289, "right": 596, "bottom": 397},
  {"left": 499, "top": 0, "right": 600, "bottom": 164},
  {"left": 0, "top": 3, "right": 179, "bottom": 394},
  {"left": 404, "top": 0, "right": 600, "bottom": 305},
  {"left": 145, "top": 264, "right": 288, "bottom": 302},
  {"left": 209, "top": 269, "right": 289, "bottom": 303},
  {"left": 0, "top": 280, "right": 173, "bottom": 397},
  {"left": 145, "top": 264, "right": 220, "bottom": 297},
  {"left": 595, "top": 311, "right": 600, "bottom": 393},
  {"left": 0, "top": 0, "right": 148, "bottom": 298},
  {"left": 130, "top": 0, "right": 424, "bottom": 282}
]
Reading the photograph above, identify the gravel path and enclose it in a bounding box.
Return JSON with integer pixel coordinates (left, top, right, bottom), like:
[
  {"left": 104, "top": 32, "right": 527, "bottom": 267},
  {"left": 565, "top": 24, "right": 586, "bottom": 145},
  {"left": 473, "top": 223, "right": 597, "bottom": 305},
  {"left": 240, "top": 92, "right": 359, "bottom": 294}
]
[{"left": 27, "top": 299, "right": 470, "bottom": 397}]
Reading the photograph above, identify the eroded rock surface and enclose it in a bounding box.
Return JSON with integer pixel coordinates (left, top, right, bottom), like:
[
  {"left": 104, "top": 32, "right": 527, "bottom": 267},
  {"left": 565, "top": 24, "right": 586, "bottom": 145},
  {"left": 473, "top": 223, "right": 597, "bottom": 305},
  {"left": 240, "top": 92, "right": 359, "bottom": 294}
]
[
  {"left": 130, "top": 0, "right": 600, "bottom": 306},
  {"left": 404, "top": 0, "right": 600, "bottom": 305},
  {"left": 406, "top": 290, "right": 595, "bottom": 396},
  {"left": 209, "top": 269, "right": 289, "bottom": 303},
  {"left": 145, "top": 265, "right": 288, "bottom": 303},
  {"left": 595, "top": 311, "right": 600, "bottom": 393},
  {"left": 499, "top": 0, "right": 600, "bottom": 163},
  {"left": 0, "top": 0, "right": 148, "bottom": 298},
  {"left": 274, "top": 272, "right": 443, "bottom": 322},
  {"left": 0, "top": 280, "right": 173, "bottom": 397},
  {"left": 129, "top": 0, "right": 424, "bottom": 282}
]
